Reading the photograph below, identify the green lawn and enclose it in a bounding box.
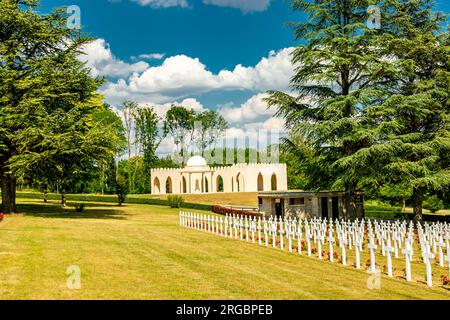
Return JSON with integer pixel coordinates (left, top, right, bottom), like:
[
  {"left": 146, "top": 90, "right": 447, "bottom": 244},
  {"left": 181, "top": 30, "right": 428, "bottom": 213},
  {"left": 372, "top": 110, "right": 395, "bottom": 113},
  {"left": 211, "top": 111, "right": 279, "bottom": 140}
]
[{"left": 1, "top": 199, "right": 450, "bottom": 299}]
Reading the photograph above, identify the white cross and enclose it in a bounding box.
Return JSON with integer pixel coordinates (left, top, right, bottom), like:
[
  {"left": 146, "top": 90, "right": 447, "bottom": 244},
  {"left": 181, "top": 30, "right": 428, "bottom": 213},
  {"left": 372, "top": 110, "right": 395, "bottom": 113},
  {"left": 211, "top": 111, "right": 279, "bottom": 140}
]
[
  {"left": 244, "top": 217, "right": 249, "bottom": 242},
  {"left": 317, "top": 233, "right": 323, "bottom": 259},
  {"left": 422, "top": 244, "right": 435, "bottom": 287},
  {"left": 287, "top": 227, "right": 293, "bottom": 253},
  {"left": 354, "top": 235, "right": 361, "bottom": 269},
  {"left": 272, "top": 222, "right": 277, "bottom": 248},
  {"left": 385, "top": 238, "right": 394, "bottom": 277},
  {"left": 436, "top": 238, "right": 445, "bottom": 267},
  {"left": 339, "top": 233, "right": 347, "bottom": 266},
  {"left": 306, "top": 228, "right": 312, "bottom": 257},
  {"left": 328, "top": 230, "right": 335, "bottom": 262},
  {"left": 297, "top": 223, "right": 302, "bottom": 255},
  {"left": 367, "top": 237, "right": 378, "bottom": 273},
  {"left": 279, "top": 222, "right": 285, "bottom": 250},
  {"left": 251, "top": 218, "right": 255, "bottom": 243},
  {"left": 402, "top": 243, "right": 413, "bottom": 282},
  {"left": 257, "top": 218, "right": 262, "bottom": 246}
]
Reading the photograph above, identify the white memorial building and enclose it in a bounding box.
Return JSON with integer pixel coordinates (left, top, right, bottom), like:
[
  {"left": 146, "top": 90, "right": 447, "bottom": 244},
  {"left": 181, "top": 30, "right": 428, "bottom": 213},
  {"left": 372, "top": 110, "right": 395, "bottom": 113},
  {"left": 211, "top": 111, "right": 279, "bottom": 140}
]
[{"left": 150, "top": 156, "right": 287, "bottom": 195}]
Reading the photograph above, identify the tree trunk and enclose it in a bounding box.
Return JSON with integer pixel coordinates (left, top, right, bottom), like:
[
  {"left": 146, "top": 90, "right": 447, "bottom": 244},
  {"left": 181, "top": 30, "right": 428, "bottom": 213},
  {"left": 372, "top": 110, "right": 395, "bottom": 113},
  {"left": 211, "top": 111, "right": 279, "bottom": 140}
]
[
  {"left": 1, "top": 173, "right": 16, "bottom": 213},
  {"left": 412, "top": 187, "right": 423, "bottom": 222},
  {"left": 344, "top": 188, "right": 357, "bottom": 220},
  {"left": 61, "top": 182, "right": 67, "bottom": 207}
]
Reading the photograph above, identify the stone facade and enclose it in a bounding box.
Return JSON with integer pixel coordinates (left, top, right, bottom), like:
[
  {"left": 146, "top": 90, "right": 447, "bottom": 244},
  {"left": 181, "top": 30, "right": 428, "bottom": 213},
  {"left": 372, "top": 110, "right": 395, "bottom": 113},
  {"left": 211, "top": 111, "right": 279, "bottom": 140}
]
[
  {"left": 150, "top": 156, "right": 288, "bottom": 195},
  {"left": 258, "top": 191, "right": 364, "bottom": 220}
]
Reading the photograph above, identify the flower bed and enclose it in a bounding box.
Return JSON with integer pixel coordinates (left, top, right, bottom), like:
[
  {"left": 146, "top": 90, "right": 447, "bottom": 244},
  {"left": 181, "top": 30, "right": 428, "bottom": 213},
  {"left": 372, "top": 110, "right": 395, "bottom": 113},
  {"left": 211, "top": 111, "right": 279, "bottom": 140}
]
[{"left": 211, "top": 205, "right": 262, "bottom": 218}]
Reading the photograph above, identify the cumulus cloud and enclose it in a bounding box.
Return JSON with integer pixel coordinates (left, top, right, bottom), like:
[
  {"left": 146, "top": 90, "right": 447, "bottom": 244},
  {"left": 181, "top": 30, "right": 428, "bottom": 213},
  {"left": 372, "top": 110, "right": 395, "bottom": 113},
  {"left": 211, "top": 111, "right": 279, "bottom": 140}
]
[
  {"left": 80, "top": 39, "right": 290, "bottom": 155},
  {"left": 218, "top": 93, "right": 273, "bottom": 124},
  {"left": 102, "top": 47, "right": 294, "bottom": 105},
  {"left": 131, "top": 53, "right": 166, "bottom": 60},
  {"left": 130, "top": 0, "right": 188, "bottom": 8},
  {"left": 79, "top": 39, "right": 149, "bottom": 78},
  {"left": 113, "top": 0, "right": 270, "bottom": 12},
  {"left": 202, "top": 0, "right": 271, "bottom": 13}
]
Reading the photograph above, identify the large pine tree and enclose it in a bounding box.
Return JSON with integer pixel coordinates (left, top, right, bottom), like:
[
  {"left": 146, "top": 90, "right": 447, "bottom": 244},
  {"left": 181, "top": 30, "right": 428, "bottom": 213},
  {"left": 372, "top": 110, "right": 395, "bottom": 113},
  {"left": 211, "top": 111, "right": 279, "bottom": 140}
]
[
  {"left": 337, "top": 0, "right": 450, "bottom": 221},
  {"left": 0, "top": 0, "right": 120, "bottom": 210},
  {"left": 266, "top": 0, "right": 388, "bottom": 219}
]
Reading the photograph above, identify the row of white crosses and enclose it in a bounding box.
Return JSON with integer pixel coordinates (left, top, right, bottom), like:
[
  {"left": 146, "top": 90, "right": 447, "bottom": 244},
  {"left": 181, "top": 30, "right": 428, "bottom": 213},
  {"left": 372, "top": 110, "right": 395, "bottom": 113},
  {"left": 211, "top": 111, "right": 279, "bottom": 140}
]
[{"left": 179, "top": 212, "right": 450, "bottom": 287}]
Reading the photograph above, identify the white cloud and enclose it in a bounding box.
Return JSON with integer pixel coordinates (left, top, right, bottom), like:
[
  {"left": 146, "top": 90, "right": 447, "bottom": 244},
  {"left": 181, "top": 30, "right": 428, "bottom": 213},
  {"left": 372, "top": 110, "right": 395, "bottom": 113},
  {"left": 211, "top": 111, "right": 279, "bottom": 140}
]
[
  {"left": 202, "top": 0, "right": 271, "bottom": 13},
  {"left": 131, "top": 53, "right": 166, "bottom": 60},
  {"left": 131, "top": 0, "right": 188, "bottom": 8},
  {"left": 218, "top": 93, "right": 273, "bottom": 124},
  {"left": 113, "top": 0, "right": 270, "bottom": 12},
  {"left": 102, "top": 47, "right": 294, "bottom": 105},
  {"left": 80, "top": 39, "right": 149, "bottom": 78}
]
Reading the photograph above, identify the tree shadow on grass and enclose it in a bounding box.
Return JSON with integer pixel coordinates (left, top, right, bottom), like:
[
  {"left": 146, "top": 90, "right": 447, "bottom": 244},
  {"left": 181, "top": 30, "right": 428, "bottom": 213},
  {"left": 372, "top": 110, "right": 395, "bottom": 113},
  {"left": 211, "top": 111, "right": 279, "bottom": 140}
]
[{"left": 16, "top": 202, "right": 128, "bottom": 220}]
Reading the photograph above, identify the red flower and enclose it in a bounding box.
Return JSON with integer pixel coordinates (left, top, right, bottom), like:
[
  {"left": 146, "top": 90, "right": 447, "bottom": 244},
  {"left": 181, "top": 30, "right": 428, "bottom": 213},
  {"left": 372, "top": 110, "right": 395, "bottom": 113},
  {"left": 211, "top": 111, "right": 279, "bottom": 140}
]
[{"left": 0, "top": 213, "right": 4, "bottom": 221}]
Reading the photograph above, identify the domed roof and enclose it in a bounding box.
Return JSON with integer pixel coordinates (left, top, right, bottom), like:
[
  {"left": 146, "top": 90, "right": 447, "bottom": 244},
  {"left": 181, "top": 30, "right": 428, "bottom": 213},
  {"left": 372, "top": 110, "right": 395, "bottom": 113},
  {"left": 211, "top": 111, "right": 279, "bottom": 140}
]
[{"left": 186, "top": 156, "right": 208, "bottom": 167}]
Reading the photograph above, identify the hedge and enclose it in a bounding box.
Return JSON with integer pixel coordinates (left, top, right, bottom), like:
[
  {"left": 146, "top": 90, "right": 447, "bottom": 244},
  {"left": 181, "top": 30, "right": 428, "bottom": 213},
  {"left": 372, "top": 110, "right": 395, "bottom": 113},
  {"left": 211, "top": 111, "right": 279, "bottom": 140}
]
[
  {"left": 15, "top": 192, "right": 212, "bottom": 211},
  {"left": 212, "top": 205, "right": 262, "bottom": 218}
]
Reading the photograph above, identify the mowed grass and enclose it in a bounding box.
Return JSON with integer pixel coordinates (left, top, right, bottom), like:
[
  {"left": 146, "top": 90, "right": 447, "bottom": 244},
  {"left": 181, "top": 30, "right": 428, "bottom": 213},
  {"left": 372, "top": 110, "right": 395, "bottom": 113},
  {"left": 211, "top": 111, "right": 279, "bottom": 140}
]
[{"left": 0, "top": 199, "right": 450, "bottom": 300}]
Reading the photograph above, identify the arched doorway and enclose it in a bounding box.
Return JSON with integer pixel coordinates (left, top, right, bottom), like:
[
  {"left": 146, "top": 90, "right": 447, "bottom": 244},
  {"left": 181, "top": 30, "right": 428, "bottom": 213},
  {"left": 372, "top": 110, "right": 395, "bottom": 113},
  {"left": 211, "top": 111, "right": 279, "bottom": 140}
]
[
  {"left": 166, "top": 177, "right": 172, "bottom": 194},
  {"left": 204, "top": 177, "right": 209, "bottom": 193},
  {"left": 236, "top": 173, "right": 243, "bottom": 192},
  {"left": 271, "top": 174, "right": 277, "bottom": 191},
  {"left": 182, "top": 176, "right": 187, "bottom": 193},
  {"left": 257, "top": 173, "right": 264, "bottom": 191},
  {"left": 195, "top": 179, "right": 200, "bottom": 192},
  {"left": 216, "top": 175, "right": 224, "bottom": 192},
  {"left": 153, "top": 177, "right": 161, "bottom": 194}
]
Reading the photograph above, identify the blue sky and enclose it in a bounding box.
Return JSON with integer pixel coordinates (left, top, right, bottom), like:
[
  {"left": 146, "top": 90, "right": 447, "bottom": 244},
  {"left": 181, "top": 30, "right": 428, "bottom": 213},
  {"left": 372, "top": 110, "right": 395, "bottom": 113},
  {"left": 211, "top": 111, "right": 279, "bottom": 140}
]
[
  {"left": 37, "top": 0, "right": 450, "bottom": 154},
  {"left": 39, "top": 0, "right": 302, "bottom": 114},
  {"left": 41, "top": 0, "right": 299, "bottom": 71}
]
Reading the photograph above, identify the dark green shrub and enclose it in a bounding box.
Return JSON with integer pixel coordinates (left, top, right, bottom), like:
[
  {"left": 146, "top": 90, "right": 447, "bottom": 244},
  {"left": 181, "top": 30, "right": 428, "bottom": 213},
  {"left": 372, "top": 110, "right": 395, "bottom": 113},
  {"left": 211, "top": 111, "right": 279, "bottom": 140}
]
[
  {"left": 74, "top": 203, "right": 85, "bottom": 212},
  {"left": 167, "top": 195, "right": 184, "bottom": 208},
  {"left": 115, "top": 176, "right": 128, "bottom": 206},
  {"left": 424, "top": 195, "right": 444, "bottom": 213},
  {"left": 394, "top": 210, "right": 409, "bottom": 220}
]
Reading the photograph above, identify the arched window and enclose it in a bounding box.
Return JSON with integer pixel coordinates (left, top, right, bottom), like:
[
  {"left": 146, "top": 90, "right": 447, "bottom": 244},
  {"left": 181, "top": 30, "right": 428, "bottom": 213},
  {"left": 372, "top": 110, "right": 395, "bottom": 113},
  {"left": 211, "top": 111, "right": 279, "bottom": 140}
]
[
  {"left": 166, "top": 177, "right": 172, "bottom": 194},
  {"left": 153, "top": 177, "right": 161, "bottom": 194},
  {"left": 216, "top": 175, "right": 224, "bottom": 192},
  {"left": 204, "top": 177, "right": 209, "bottom": 193},
  {"left": 195, "top": 179, "right": 200, "bottom": 192},
  {"left": 271, "top": 174, "right": 277, "bottom": 191},
  {"left": 257, "top": 173, "right": 264, "bottom": 191},
  {"left": 236, "top": 173, "right": 243, "bottom": 192},
  {"left": 182, "top": 176, "right": 187, "bottom": 193}
]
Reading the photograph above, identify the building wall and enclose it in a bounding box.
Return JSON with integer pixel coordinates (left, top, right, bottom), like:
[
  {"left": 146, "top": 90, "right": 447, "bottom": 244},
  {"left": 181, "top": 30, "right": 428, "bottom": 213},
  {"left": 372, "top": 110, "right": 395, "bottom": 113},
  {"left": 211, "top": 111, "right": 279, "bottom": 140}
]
[
  {"left": 258, "top": 193, "right": 355, "bottom": 220},
  {"left": 150, "top": 163, "right": 288, "bottom": 195}
]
